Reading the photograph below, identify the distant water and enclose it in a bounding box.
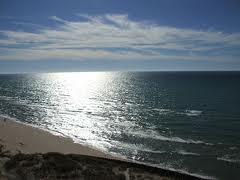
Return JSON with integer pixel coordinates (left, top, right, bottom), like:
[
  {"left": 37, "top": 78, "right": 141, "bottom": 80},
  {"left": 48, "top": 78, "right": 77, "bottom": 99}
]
[{"left": 0, "top": 71, "right": 240, "bottom": 180}]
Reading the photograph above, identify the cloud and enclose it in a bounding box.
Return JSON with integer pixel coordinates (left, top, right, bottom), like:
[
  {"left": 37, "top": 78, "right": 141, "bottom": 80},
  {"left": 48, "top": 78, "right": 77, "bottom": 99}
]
[
  {"left": 0, "top": 14, "right": 240, "bottom": 61},
  {"left": 49, "top": 16, "right": 68, "bottom": 23}
]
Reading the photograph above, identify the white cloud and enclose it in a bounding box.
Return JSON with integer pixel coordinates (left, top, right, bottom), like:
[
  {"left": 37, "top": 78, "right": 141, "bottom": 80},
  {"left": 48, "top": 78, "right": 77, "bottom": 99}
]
[{"left": 0, "top": 14, "right": 240, "bottom": 61}]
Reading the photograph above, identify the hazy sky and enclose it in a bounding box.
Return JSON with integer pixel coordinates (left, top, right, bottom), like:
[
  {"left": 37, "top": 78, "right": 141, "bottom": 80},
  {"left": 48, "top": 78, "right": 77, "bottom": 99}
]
[{"left": 0, "top": 0, "right": 240, "bottom": 73}]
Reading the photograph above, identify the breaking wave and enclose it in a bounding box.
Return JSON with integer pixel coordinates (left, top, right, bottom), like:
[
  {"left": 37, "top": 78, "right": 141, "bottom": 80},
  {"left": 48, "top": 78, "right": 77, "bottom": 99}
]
[
  {"left": 176, "top": 150, "right": 200, "bottom": 156},
  {"left": 129, "top": 130, "right": 213, "bottom": 146},
  {"left": 217, "top": 156, "right": 240, "bottom": 164},
  {"left": 153, "top": 108, "right": 202, "bottom": 117},
  {"left": 184, "top": 110, "right": 202, "bottom": 116}
]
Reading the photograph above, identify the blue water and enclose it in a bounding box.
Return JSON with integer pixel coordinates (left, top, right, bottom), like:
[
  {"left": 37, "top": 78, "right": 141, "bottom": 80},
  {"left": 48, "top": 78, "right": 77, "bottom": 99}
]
[{"left": 0, "top": 71, "right": 240, "bottom": 180}]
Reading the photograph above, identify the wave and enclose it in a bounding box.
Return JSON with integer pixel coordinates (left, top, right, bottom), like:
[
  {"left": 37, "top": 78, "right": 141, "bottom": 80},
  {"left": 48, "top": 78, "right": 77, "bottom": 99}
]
[
  {"left": 0, "top": 114, "right": 216, "bottom": 180},
  {"left": 0, "top": 95, "right": 14, "bottom": 101},
  {"left": 217, "top": 156, "right": 240, "bottom": 164},
  {"left": 12, "top": 100, "right": 33, "bottom": 107},
  {"left": 184, "top": 110, "right": 202, "bottom": 116},
  {"left": 0, "top": 96, "right": 33, "bottom": 108},
  {"left": 111, "top": 140, "right": 201, "bottom": 156},
  {"left": 167, "top": 167, "right": 215, "bottom": 180},
  {"left": 0, "top": 114, "right": 17, "bottom": 121},
  {"left": 103, "top": 150, "right": 215, "bottom": 180},
  {"left": 129, "top": 130, "right": 213, "bottom": 146},
  {"left": 153, "top": 108, "right": 202, "bottom": 117},
  {"left": 229, "top": 146, "right": 238, "bottom": 150},
  {"left": 153, "top": 108, "right": 173, "bottom": 114},
  {"left": 111, "top": 140, "right": 166, "bottom": 154},
  {"left": 176, "top": 150, "right": 200, "bottom": 156},
  {"left": 149, "top": 163, "right": 216, "bottom": 180}
]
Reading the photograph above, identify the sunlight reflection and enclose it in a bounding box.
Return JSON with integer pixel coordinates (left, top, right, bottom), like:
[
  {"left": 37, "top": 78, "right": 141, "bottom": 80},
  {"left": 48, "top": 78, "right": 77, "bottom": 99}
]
[{"left": 44, "top": 72, "right": 112, "bottom": 148}]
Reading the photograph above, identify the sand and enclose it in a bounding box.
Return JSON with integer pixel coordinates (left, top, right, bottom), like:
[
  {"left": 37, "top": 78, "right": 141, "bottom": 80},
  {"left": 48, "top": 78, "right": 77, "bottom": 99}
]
[
  {"left": 0, "top": 117, "right": 111, "bottom": 159},
  {"left": 0, "top": 117, "right": 206, "bottom": 180}
]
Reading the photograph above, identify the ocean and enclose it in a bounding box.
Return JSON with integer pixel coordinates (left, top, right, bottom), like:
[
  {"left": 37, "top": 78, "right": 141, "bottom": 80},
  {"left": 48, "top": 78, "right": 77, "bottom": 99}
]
[{"left": 0, "top": 71, "right": 240, "bottom": 180}]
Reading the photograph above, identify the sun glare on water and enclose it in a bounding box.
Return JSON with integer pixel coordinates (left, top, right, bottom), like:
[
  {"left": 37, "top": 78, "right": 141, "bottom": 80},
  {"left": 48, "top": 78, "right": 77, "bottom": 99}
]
[{"left": 38, "top": 72, "right": 115, "bottom": 150}]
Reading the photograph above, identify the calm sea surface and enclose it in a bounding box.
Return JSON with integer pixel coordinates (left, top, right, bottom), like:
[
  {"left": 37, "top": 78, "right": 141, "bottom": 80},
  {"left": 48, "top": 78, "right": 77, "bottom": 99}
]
[{"left": 0, "top": 72, "right": 240, "bottom": 179}]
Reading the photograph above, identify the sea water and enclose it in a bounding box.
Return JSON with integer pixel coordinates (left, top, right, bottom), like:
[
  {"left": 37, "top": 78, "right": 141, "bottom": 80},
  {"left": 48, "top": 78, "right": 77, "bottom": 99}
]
[{"left": 0, "top": 71, "right": 240, "bottom": 180}]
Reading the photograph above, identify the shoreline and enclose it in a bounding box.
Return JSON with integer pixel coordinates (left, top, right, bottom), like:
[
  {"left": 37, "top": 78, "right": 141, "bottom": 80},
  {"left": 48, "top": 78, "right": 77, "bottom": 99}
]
[
  {"left": 0, "top": 116, "right": 207, "bottom": 179},
  {"left": 0, "top": 116, "right": 115, "bottom": 160}
]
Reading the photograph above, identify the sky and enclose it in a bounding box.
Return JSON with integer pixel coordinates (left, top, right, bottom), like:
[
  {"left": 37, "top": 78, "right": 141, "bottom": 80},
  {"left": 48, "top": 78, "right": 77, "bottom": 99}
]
[{"left": 0, "top": 0, "right": 240, "bottom": 73}]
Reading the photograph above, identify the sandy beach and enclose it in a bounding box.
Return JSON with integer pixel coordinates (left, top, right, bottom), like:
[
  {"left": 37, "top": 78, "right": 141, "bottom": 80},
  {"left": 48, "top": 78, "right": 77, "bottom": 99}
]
[
  {"left": 0, "top": 116, "right": 111, "bottom": 159},
  {"left": 0, "top": 117, "right": 205, "bottom": 180}
]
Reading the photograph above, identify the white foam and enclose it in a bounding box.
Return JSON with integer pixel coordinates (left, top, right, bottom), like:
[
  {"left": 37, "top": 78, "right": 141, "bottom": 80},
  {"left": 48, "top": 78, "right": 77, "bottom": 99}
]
[
  {"left": 0, "top": 114, "right": 17, "bottom": 121},
  {"left": 143, "top": 149, "right": 166, "bottom": 154},
  {"left": 0, "top": 114, "right": 216, "bottom": 180},
  {"left": 152, "top": 108, "right": 173, "bottom": 114},
  {"left": 229, "top": 146, "right": 238, "bottom": 150},
  {"left": 111, "top": 140, "right": 166, "bottom": 154},
  {"left": 184, "top": 110, "right": 202, "bottom": 116},
  {"left": 176, "top": 150, "right": 200, "bottom": 156},
  {"left": 152, "top": 108, "right": 202, "bottom": 117},
  {"left": 108, "top": 152, "right": 216, "bottom": 180},
  {"left": 129, "top": 130, "right": 213, "bottom": 146},
  {"left": 217, "top": 156, "right": 240, "bottom": 164},
  {"left": 0, "top": 115, "right": 113, "bottom": 158},
  {"left": 0, "top": 95, "right": 14, "bottom": 101},
  {"left": 144, "top": 162, "right": 216, "bottom": 180},
  {"left": 167, "top": 167, "right": 216, "bottom": 180},
  {"left": 13, "top": 99, "right": 32, "bottom": 107}
]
